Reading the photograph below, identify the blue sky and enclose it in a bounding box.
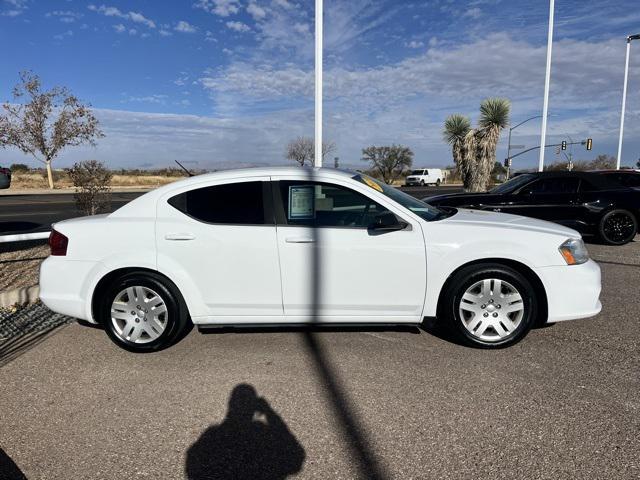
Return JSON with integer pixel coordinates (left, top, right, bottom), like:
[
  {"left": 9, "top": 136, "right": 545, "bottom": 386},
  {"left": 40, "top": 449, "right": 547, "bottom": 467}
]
[{"left": 1, "top": 0, "right": 640, "bottom": 170}]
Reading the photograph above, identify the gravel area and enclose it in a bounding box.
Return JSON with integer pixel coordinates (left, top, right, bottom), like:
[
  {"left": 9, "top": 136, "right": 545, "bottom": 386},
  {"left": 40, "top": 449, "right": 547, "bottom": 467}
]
[
  {"left": 0, "top": 302, "right": 72, "bottom": 367},
  {"left": 0, "top": 241, "right": 48, "bottom": 291}
]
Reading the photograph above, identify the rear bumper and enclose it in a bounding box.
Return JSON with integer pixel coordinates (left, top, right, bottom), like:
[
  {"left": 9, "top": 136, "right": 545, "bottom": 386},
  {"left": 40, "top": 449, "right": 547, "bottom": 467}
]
[
  {"left": 39, "top": 257, "right": 100, "bottom": 322},
  {"left": 535, "top": 259, "right": 602, "bottom": 323}
]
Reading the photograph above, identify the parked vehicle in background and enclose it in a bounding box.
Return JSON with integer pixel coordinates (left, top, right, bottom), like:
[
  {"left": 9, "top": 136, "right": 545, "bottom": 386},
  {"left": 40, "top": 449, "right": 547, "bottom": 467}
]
[
  {"left": 0, "top": 166, "right": 11, "bottom": 189},
  {"left": 40, "top": 167, "right": 601, "bottom": 352},
  {"left": 593, "top": 169, "right": 640, "bottom": 188},
  {"left": 405, "top": 168, "right": 444, "bottom": 186},
  {"left": 427, "top": 171, "right": 640, "bottom": 245}
]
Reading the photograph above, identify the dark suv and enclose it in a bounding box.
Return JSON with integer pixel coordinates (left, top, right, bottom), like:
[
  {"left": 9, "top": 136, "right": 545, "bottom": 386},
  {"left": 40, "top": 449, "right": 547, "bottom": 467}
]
[{"left": 0, "top": 166, "right": 11, "bottom": 189}]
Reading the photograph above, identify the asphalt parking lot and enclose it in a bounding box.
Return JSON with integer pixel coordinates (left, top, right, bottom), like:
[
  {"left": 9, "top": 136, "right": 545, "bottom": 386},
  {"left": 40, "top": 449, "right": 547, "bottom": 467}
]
[{"left": 0, "top": 240, "right": 639, "bottom": 479}]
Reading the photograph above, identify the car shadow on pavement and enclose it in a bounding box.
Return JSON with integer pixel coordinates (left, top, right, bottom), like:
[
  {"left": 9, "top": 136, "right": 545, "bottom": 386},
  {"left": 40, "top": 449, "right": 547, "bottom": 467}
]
[
  {"left": 185, "top": 384, "right": 305, "bottom": 480},
  {"left": 0, "top": 447, "right": 27, "bottom": 480},
  {"left": 0, "top": 303, "right": 71, "bottom": 368}
]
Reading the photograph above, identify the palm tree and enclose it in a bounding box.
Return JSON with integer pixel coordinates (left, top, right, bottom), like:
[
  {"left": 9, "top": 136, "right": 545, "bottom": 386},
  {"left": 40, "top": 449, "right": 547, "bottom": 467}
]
[
  {"left": 474, "top": 98, "right": 510, "bottom": 191},
  {"left": 443, "top": 114, "right": 471, "bottom": 183},
  {"left": 443, "top": 98, "right": 510, "bottom": 192}
]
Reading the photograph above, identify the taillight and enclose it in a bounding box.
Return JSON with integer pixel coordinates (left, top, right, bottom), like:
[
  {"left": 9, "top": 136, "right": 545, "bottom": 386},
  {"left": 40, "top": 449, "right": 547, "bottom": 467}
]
[{"left": 49, "top": 230, "right": 68, "bottom": 256}]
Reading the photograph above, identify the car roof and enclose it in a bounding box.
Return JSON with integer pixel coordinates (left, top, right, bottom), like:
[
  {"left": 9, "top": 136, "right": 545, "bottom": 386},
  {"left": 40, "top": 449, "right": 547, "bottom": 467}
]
[{"left": 511, "top": 170, "right": 626, "bottom": 189}]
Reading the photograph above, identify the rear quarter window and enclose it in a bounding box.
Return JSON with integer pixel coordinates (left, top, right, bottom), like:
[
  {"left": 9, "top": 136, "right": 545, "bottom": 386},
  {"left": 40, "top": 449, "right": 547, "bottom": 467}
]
[{"left": 168, "top": 181, "right": 269, "bottom": 225}]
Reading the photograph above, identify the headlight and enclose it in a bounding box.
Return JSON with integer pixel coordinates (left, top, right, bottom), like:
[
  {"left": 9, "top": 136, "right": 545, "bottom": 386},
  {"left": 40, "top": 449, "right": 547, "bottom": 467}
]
[{"left": 558, "top": 238, "right": 589, "bottom": 265}]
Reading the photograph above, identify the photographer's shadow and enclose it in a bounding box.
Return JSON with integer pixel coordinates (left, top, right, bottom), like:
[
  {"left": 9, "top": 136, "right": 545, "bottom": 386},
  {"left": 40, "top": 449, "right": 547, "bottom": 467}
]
[{"left": 185, "top": 384, "right": 305, "bottom": 480}]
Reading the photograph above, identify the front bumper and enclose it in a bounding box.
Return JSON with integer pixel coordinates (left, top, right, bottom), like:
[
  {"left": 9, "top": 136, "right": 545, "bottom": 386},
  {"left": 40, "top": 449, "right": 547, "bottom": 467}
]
[{"left": 535, "top": 259, "right": 602, "bottom": 323}]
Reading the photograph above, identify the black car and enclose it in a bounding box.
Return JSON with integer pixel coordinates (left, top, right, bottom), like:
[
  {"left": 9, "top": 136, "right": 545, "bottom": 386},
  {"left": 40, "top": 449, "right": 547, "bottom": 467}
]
[
  {"left": 426, "top": 171, "right": 639, "bottom": 245},
  {"left": 0, "top": 165, "right": 10, "bottom": 189}
]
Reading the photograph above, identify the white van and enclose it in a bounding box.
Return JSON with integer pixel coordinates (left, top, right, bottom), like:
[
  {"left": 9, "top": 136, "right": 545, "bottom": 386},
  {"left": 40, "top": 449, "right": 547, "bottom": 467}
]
[{"left": 404, "top": 168, "right": 444, "bottom": 186}]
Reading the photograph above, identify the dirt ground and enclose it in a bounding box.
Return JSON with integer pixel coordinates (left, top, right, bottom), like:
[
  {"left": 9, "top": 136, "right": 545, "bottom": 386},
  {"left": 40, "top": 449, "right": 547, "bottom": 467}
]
[
  {"left": 9, "top": 172, "right": 180, "bottom": 190},
  {"left": 0, "top": 242, "right": 48, "bottom": 291}
]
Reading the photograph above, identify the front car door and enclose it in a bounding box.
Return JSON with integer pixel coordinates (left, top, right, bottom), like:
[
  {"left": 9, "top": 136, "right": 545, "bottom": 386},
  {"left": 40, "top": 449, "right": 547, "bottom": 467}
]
[
  {"left": 511, "top": 176, "right": 582, "bottom": 226},
  {"left": 156, "top": 176, "right": 283, "bottom": 320},
  {"left": 271, "top": 174, "right": 427, "bottom": 322}
]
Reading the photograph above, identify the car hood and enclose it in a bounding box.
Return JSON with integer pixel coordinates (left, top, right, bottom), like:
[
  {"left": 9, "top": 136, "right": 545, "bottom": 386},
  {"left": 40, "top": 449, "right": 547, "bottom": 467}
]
[
  {"left": 426, "top": 192, "right": 487, "bottom": 203},
  {"left": 440, "top": 208, "right": 580, "bottom": 238}
]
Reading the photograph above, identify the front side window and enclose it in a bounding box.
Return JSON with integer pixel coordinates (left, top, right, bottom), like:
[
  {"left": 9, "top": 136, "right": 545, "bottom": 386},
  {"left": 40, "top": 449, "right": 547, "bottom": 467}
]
[
  {"left": 410, "top": 170, "right": 424, "bottom": 176},
  {"left": 353, "top": 174, "right": 445, "bottom": 221},
  {"left": 168, "top": 181, "right": 268, "bottom": 225},
  {"left": 277, "top": 181, "right": 390, "bottom": 228}
]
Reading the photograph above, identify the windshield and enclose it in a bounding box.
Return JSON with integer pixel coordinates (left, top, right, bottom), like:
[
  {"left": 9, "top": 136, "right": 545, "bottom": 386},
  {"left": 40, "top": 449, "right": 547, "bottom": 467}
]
[
  {"left": 352, "top": 174, "right": 445, "bottom": 221},
  {"left": 409, "top": 170, "right": 424, "bottom": 175},
  {"left": 490, "top": 174, "right": 536, "bottom": 194}
]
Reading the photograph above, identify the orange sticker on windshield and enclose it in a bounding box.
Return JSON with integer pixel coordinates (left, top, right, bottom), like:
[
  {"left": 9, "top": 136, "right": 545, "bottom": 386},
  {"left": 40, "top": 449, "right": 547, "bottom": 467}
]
[{"left": 362, "top": 176, "right": 383, "bottom": 192}]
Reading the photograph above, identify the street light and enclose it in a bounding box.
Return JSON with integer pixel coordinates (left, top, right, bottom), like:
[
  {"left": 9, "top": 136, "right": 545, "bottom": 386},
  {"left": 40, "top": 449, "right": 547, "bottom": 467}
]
[
  {"left": 538, "top": 0, "right": 555, "bottom": 172},
  {"left": 616, "top": 33, "right": 640, "bottom": 170},
  {"left": 314, "top": 0, "right": 323, "bottom": 167}
]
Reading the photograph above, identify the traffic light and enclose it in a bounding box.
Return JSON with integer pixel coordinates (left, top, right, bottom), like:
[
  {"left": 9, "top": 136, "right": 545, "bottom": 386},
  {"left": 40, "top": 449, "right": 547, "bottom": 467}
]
[
  {"left": 504, "top": 158, "right": 512, "bottom": 167},
  {"left": 561, "top": 140, "right": 567, "bottom": 150},
  {"left": 586, "top": 138, "right": 593, "bottom": 150}
]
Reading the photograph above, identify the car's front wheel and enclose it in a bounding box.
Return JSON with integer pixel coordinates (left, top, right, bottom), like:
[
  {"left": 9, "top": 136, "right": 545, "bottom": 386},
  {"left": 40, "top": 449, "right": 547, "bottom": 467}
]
[
  {"left": 97, "top": 272, "right": 191, "bottom": 352},
  {"left": 440, "top": 263, "right": 537, "bottom": 348},
  {"left": 598, "top": 209, "right": 637, "bottom": 245}
]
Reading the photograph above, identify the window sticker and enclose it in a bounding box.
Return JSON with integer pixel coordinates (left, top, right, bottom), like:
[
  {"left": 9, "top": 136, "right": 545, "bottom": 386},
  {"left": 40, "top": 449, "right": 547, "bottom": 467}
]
[
  {"left": 361, "top": 176, "right": 383, "bottom": 192},
  {"left": 288, "top": 185, "right": 315, "bottom": 219}
]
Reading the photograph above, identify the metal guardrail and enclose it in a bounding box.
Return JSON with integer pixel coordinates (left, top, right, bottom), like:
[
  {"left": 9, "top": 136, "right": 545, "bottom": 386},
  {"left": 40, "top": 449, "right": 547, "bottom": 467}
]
[{"left": 0, "top": 231, "right": 50, "bottom": 243}]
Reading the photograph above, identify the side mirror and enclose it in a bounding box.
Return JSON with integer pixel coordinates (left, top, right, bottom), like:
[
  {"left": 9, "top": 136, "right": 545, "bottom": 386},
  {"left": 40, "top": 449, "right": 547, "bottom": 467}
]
[{"left": 369, "top": 212, "right": 408, "bottom": 232}]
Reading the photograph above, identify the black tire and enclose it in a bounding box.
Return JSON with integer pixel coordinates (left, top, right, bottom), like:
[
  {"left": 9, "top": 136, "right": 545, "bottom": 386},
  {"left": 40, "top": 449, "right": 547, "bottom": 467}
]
[
  {"left": 420, "top": 180, "right": 425, "bottom": 186},
  {"left": 436, "top": 179, "right": 441, "bottom": 186},
  {"left": 598, "top": 209, "right": 637, "bottom": 245},
  {"left": 97, "top": 271, "right": 191, "bottom": 352},
  {"left": 439, "top": 263, "right": 537, "bottom": 348}
]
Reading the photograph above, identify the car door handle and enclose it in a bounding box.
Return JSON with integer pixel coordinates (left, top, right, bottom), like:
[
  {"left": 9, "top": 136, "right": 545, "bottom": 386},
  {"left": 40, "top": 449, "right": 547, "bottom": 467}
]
[
  {"left": 285, "top": 237, "right": 316, "bottom": 244},
  {"left": 165, "top": 233, "right": 196, "bottom": 241}
]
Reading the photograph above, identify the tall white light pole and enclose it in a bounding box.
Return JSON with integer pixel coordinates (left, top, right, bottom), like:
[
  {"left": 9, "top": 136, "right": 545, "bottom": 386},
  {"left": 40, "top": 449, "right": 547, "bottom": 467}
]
[
  {"left": 538, "top": 0, "right": 555, "bottom": 172},
  {"left": 616, "top": 34, "right": 640, "bottom": 170},
  {"left": 314, "top": 0, "right": 323, "bottom": 167}
]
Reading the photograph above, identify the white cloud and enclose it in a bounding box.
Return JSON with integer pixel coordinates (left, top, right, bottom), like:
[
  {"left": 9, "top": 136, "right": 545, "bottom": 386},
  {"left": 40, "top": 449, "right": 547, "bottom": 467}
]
[
  {"left": 159, "top": 29, "right": 172, "bottom": 37},
  {"left": 128, "top": 28, "right": 137, "bottom": 36},
  {"left": 193, "top": 0, "right": 241, "bottom": 17},
  {"left": 1, "top": 0, "right": 27, "bottom": 16},
  {"left": 128, "top": 11, "right": 155, "bottom": 29},
  {"left": 175, "top": 20, "right": 197, "bottom": 33},
  {"left": 405, "top": 40, "right": 424, "bottom": 49},
  {"left": 247, "top": 2, "right": 267, "bottom": 20},
  {"left": 53, "top": 29, "right": 74, "bottom": 40},
  {"left": 226, "top": 20, "right": 250, "bottom": 33},
  {"left": 88, "top": 4, "right": 156, "bottom": 29},
  {"left": 463, "top": 7, "right": 482, "bottom": 19},
  {"left": 126, "top": 94, "right": 168, "bottom": 104},
  {"left": 46, "top": 10, "right": 84, "bottom": 23},
  {"left": 113, "top": 23, "right": 126, "bottom": 33}
]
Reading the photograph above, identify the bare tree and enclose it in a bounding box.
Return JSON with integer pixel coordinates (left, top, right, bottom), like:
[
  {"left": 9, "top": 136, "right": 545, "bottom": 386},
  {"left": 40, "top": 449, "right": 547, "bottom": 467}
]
[
  {"left": 68, "top": 160, "right": 112, "bottom": 215},
  {"left": 361, "top": 145, "right": 414, "bottom": 184},
  {"left": 0, "top": 72, "right": 104, "bottom": 189},
  {"left": 285, "top": 136, "right": 336, "bottom": 166}
]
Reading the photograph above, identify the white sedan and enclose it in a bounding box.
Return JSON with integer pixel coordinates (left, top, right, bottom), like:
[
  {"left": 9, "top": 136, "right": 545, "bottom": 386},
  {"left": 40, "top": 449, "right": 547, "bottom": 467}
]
[{"left": 40, "top": 167, "right": 602, "bottom": 352}]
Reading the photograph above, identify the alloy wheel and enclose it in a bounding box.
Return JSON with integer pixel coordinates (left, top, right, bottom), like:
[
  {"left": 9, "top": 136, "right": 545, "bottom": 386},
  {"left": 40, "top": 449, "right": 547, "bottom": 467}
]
[
  {"left": 458, "top": 278, "right": 525, "bottom": 342},
  {"left": 602, "top": 212, "right": 636, "bottom": 244},
  {"left": 110, "top": 286, "right": 168, "bottom": 344}
]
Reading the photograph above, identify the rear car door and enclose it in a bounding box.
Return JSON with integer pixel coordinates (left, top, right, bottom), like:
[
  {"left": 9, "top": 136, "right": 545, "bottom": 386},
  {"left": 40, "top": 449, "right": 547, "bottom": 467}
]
[
  {"left": 156, "top": 177, "right": 283, "bottom": 318},
  {"left": 272, "top": 177, "right": 426, "bottom": 322}
]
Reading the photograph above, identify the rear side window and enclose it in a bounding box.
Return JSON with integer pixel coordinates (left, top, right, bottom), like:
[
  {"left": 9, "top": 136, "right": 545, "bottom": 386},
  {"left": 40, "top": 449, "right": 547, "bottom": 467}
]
[
  {"left": 524, "top": 177, "right": 580, "bottom": 194},
  {"left": 603, "top": 173, "right": 640, "bottom": 188},
  {"left": 168, "top": 181, "right": 268, "bottom": 225}
]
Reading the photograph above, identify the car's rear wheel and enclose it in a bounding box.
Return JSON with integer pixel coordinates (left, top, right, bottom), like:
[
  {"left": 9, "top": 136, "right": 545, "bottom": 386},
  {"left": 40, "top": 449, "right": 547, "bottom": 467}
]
[
  {"left": 441, "top": 263, "right": 537, "bottom": 348},
  {"left": 97, "top": 272, "right": 191, "bottom": 352},
  {"left": 598, "top": 209, "right": 637, "bottom": 245}
]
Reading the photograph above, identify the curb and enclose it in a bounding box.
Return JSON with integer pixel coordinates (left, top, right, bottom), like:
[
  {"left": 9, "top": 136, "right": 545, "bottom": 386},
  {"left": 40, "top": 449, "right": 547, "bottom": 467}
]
[{"left": 0, "top": 285, "right": 40, "bottom": 309}]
